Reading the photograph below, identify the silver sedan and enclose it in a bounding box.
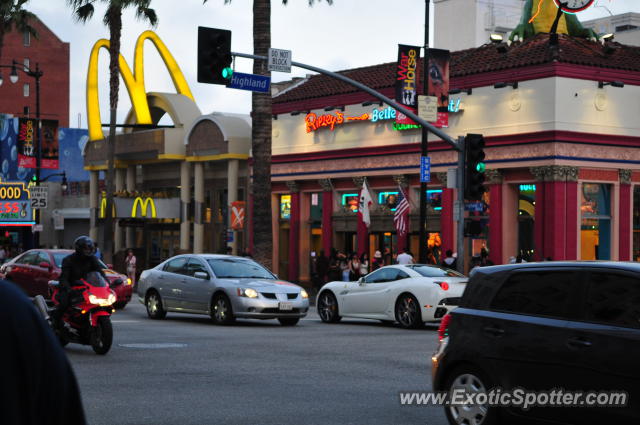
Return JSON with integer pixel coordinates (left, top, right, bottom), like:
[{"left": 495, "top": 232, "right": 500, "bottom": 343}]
[{"left": 137, "top": 254, "right": 309, "bottom": 326}]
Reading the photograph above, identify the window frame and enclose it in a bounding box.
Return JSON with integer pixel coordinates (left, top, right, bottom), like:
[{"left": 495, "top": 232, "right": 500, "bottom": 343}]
[
  {"left": 186, "top": 257, "right": 208, "bottom": 278},
  {"left": 23, "top": 30, "right": 30, "bottom": 47}
]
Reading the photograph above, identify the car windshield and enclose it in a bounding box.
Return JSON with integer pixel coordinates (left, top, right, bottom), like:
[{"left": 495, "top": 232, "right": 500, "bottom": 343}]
[
  {"left": 52, "top": 252, "right": 71, "bottom": 268},
  {"left": 409, "top": 264, "right": 465, "bottom": 278},
  {"left": 206, "top": 258, "right": 275, "bottom": 279}
]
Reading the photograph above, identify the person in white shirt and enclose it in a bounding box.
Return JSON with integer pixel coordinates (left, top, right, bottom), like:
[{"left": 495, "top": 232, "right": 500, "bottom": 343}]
[{"left": 396, "top": 249, "right": 414, "bottom": 265}]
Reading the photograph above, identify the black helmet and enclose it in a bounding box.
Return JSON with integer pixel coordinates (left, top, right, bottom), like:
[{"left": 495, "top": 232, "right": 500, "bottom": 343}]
[{"left": 74, "top": 236, "right": 95, "bottom": 257}]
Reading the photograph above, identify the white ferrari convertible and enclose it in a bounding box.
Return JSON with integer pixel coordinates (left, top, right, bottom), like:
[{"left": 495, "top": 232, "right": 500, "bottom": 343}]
[{"left": 316, "top": 264, "right": 467, "bottom": 329}]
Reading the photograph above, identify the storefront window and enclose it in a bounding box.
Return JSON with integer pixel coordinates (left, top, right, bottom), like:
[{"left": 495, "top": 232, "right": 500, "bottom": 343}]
[
  {"left": 427, "top": 189, "right": 442, "bottom": 211},
  {"left": 518, "top": 184, "right": 536, "bottom": 260},
  {"left": 633, "top": 186, "right": 640, "bottom": 261},
  {"left": 340, "top": 193, "right": 359, "bottom": 213},
  {"left": 378, "top": 191, "right": 399, "bottom": 210},
  {"left": 581, "top": 183, "right": 611, "bottom": 260},
  {"left": 280, "top": 194, "right": 291, "bottom": 220}
]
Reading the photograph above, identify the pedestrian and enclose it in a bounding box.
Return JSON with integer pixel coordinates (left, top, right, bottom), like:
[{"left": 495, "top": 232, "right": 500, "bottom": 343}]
[
  {"left": 94, "top": 244, "right": 103, "bottom": 261},
  {"left": 396, "top": 248, "right": 414, "bottom": 265},
  {"left": 442, "top": 249, "right": 457, "bottom": 270},
  {"left": 226, "top": 246, "right": 233, "bottom": 255},
  {"left": 348, "top": 253, "right": 361, "bottom": 281},
  {"left": 383, "top": 247, "right": 392, "bottom": 265},
  {"left": 316, "top": 250, "right": 329, "bottom": 284},
  {"left": 0, "top": 280, "right": 87, "bottom": 425},
  {"left": 480, "top": 248, "right": 494, "bottom": 266},
  {"left": 372, "top": 250, "right": 383, "bottom": 271},
  {"left": 327, "top": 249, "right": 341, "bottom": 282},
  {"left": 359, "top": 252, "right": 370, "bottom": 276},
  {"left": 339, "top": 251, "right": 350, "bottom": 281},
  {"left": 125, "top": 249, "right": 137, "bottom": 287}
]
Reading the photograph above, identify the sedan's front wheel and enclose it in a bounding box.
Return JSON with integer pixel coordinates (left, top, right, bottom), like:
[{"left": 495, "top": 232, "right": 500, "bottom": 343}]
[
  {"left": 211, "top": 294, "right": 235, "bottom": 325},
  {"left": 395, "top": 294, "right": 423, "bottom": 329},
  {"left": 278, "top": 317, "right": 300, "bottom": 326}
]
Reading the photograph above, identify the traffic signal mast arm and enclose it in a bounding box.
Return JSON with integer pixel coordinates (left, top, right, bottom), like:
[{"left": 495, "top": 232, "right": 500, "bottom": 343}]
[{"left": 230, "top": 51, "right": 461, "bottom": 152}]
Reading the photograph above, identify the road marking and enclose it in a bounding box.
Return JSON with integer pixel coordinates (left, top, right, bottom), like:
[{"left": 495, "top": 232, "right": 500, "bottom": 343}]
[
  {"left": 119, "top": 343, "right": 187, "bottom": 349},
  {"left": 112, "top": 320, "right": 140, "bottom": 323}
]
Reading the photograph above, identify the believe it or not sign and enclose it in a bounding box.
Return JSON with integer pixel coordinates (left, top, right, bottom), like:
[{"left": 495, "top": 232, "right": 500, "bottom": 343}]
[
  {"left": 268, "top": 48, "right": 292, "bottom": 73},
  {"left": 30, "top": 186, "right": 48, "bottom": 209},
  {"left": 0, "top": 180, "right": 34, "bottom": 226},
  {"left": 418, "top": 95, "right": 438, "bottom": 122}
]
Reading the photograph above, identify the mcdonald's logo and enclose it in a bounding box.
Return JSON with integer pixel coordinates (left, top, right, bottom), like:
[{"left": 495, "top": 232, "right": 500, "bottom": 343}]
[
  {"left": 131, "top": 197, "right": 157, "bottom": 218},
  {"left": 87, "top": 31, "right": 195, "bottom": 141},
  {"left": 99, "top": 197, "right": 115, "bottom": 219}
]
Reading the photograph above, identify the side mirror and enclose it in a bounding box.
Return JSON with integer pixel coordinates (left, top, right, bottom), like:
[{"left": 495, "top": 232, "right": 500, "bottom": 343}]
[
  {"left": 39, "top": 261, "right": 51, "bottom": 269},
  {"left": 194, "top": 271, "right": 209, "bottom": 280},
  {"left": 358, "top": 277, "right": 365, "bottom": 286}
]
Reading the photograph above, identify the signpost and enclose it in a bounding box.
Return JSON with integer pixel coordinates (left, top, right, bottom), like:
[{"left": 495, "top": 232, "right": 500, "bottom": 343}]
[
  {"left": 226, "top": 71, "right": 271, "bottom": 93},
  {"left": 268, "top": 48, "right": 292, "bottom": 73},
  {"left": 420, "top": 156, "right": 431, "bottom": 183},
  {"left": 30, "top": 186, "right": 48, "bottom": 209}
]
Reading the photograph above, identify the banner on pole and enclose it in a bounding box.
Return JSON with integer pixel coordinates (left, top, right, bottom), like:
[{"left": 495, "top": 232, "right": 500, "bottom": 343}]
[
  {"left": 427, "top": 48, "right": 451, "bottom": 128},
  {"left": 41, "top": 120, "right": 59, "bottom": 169},
  {"left": 394, "top": 44, "right": 421, "bottom": 125},
  {"left": 17, "top": 118, "right": 36, "bottom": 168}
]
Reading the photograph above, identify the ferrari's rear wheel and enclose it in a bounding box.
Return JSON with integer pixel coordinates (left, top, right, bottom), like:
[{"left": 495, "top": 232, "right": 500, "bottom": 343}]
[{"left": 395, "top": 294, "right": 423, "bottom": 329}]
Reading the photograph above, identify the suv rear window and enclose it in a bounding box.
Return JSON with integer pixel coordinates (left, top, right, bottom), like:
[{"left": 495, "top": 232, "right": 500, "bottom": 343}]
[
  {"left": 585, "top": 272, "right": 640, "bottom": 329},
  {"left": 490, "top": 271, "right": 575, "bottom": 318}
]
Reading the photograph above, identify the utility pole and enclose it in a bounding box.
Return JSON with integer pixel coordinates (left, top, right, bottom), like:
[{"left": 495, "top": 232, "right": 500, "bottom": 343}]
[
  {"left": 418, "top": 0, "right": 431, "bottom": 264},
  {"left": 456, "top": 136, "right": 466, "bottom": 274}
]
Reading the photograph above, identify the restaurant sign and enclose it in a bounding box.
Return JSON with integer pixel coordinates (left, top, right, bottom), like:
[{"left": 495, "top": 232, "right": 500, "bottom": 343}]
[{"left": 100, "top": 197, "right": 181, "bottom": 219}]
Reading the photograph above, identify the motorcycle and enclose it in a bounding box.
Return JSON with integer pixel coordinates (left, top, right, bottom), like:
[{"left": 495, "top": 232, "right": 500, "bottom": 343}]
[{"left": 33, "top": 271, "right": 116, "bottom": 355}]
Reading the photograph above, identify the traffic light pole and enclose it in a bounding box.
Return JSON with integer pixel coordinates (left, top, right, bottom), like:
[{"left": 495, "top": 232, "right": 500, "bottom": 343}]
[{"left": 456, "top": 136, "right": 466, "bottom": 274}]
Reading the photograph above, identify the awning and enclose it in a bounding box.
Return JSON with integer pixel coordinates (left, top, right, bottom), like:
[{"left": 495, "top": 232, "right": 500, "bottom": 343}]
[{"left": 52, "top": 208, "right": 90, "bottom": 220}]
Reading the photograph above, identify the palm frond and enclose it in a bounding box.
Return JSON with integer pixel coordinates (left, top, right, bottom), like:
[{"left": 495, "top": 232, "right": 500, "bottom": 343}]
[
  {"left": 74, "top": 3, "right": 96, "bottom": 23},
  {"left": 136, "top": 6, "right": 157, "bottom": 26}
]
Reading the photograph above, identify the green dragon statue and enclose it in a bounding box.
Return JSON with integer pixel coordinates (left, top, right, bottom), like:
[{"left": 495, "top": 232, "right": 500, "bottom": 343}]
[{"left": 509, "top": 0, "right": 599, "bottom": 41}]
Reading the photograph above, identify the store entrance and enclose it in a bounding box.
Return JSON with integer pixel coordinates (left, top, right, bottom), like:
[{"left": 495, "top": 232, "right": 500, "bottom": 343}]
[{"left": 148, "top": 224, "right": 181, "bottom": 267}]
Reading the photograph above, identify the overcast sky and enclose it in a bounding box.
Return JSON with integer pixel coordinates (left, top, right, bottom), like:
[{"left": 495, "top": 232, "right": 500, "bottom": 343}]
[{"left": 24, "top": 0, "right": 639, "bottom": 129}]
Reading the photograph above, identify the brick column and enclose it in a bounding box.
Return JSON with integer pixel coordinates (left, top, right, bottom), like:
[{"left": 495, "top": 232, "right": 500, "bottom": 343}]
[
  {"left": 565, "top": 167, "right": 579, "bottom": 260},
  {"left": 319, "top": 179, "right": 334, "bottom": 257},
  {"left": 619, "top": 169, "right": 633, "bottom": 261},
  {"left": 485, "top": 169, "right": 503, "bottom": 265},
  {"left": 287, "top": 181, "right": 301, "bottom": 282}
]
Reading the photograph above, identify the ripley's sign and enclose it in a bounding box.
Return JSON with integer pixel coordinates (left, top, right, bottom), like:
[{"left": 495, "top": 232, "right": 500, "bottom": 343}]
[{"left": 305, "top": 107, "right": 397, "bottom": 133}]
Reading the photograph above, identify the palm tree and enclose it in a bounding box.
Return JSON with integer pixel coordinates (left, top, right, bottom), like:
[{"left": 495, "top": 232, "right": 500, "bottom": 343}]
[
  {"left": 67, "top": 0, "right": 157, "bottom": 263},
  {"left": 205, "top": 0, "right": 332, "bottom": 269},
  {"left": 0, "top": 0, "right": 37, "bottom": 64}
]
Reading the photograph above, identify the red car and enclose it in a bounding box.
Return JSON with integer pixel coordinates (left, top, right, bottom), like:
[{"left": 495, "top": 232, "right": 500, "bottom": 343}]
[{"left": 0, "top": 249, "right": 132, "bottom": 309}]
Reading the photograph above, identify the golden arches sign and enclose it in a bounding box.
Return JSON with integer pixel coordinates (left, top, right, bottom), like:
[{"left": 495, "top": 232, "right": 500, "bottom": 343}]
[
  {"left": 131, "top": 197, "right": 157, "bottom": 218},
  {"left": 87, "top": 30, "right": 195, "bottom": 141}
]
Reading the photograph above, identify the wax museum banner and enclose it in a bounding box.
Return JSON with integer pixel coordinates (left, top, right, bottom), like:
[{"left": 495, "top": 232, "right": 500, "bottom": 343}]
[
  {"left": 427, "top": 48, "right": 450, "bottom": 128},
  {"left": 41, "top": 120, "right": 59, "bottom": 169},
  {"left": 17, "top": 118, "right": 36, "bottom": 168},
  {"left": 395, "top": 44, "right": 420, "bottom": 125}
]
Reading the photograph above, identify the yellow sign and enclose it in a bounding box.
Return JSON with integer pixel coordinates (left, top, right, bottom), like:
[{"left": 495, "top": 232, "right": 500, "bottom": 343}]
[
  {"left": 131, "top": 197, "right": 157, "bottom": 218},
  {"left": 87, "top": 30, "right": 195, "bottom": 141},
  {"left": 99, "top": 197, "right": 115, "bottom": 219}
]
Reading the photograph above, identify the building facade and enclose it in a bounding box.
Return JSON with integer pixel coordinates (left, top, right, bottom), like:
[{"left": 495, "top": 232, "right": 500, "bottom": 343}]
[
  {"left": 0, "top": 16, "right": 70, "bottom": 127},
  {"left": 267, "top": 33, "right": 640, "bottom": 282},
  {"left": 583, "top": 12, "right": 640, "bottom": 46}
]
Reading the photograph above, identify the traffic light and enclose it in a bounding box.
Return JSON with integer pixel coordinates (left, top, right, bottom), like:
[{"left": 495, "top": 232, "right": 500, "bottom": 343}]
[
  {"left": 197, "top": 27, "right": 233, "bottom": 85},
  {"left": 464, "top": 133, "right": 486, "bottom": 201},
  {"left": 31, "top": 175, "right": 38, "bottom": 184}
]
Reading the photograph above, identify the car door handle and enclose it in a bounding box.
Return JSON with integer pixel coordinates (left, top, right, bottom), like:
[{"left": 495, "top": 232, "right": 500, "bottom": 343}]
[
  {"left": 483, "top": 326, "right": 505, "bottom": 337},
  {"left": 567, "top": 337, "right": 592, "bottom": 348}
]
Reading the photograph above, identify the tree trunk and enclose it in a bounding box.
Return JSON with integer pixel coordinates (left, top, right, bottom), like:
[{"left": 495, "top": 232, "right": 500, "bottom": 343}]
[
  {"left": 103, "top": 6, "right": 122, "bottom": 265},
  {"left": 251, "top": 0, "right": 273, "bottom": 269}
]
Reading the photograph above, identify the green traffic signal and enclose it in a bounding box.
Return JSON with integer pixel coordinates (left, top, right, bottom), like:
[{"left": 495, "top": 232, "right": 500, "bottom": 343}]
[
  {"left": 222, "top": 67, "right": 233, "bottom": 80},
  {"left": 476, "top": 162, "right": 486, "bottom": 173}
]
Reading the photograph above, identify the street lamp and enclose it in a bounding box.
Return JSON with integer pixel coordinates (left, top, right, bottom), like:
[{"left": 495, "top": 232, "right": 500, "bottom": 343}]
[
  {"left": 2, "top": 60, "right": 44, "bottom": 247},
  {"left": 39, "top": 171, "right": 68, "bottom": 191}
]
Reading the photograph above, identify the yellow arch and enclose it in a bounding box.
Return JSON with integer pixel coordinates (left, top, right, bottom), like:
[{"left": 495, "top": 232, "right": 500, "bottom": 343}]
[
  {"left": 87, "top": 30, "right": 195, "bottom": 141},
  {"left": 131, "top": 197, "right": 157, "bottom": 218},
  {"left": 99, "top": 197, "right": 116, "bottom": 218}
]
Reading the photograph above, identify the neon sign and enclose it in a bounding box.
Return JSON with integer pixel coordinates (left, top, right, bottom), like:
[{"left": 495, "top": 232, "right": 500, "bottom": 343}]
[
  {"left": 305, "top": 106, "right": 398, "bottom": 133},
  {"left": 448, "top": 98, "right": 462, "bottom": 113},
  {"left": 0, "top": 180, "right": 33, "bottom": 226}
]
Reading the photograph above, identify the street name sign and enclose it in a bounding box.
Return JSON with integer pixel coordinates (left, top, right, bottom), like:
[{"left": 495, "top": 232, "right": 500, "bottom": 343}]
[
  {"left": 227, "top": 72, "right": 271, "bottom": 93},
  {"left": 268, "top": 48, "right": 292, "bottom": 73},
  {"left": 420, "top": 156, "right": 431, "bottom": 183}
]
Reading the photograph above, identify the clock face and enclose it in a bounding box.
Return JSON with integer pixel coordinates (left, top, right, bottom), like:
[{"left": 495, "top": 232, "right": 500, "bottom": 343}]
[{"left": 554, "top": 0, "right": 595, "bottom": 13}]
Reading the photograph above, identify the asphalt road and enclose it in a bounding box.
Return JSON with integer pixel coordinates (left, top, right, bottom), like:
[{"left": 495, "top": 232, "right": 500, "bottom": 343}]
[{"left": 67, "top": 300, "right": 448, "bottom": 425}]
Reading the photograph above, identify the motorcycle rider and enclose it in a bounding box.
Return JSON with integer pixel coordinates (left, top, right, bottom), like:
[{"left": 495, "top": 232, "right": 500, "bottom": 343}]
[{"left": 51, "top": 236, "right": 106, "bottom": 329}]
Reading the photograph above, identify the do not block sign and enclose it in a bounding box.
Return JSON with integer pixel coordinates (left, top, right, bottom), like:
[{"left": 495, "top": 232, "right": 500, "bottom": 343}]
[{"left": 268, "top": 48, "right": 292, "bottom": 73}]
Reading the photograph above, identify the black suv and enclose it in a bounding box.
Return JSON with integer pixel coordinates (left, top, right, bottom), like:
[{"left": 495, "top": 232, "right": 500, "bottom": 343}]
[{"left": 431, "top": 262, "right": 639, "bottom": 425}]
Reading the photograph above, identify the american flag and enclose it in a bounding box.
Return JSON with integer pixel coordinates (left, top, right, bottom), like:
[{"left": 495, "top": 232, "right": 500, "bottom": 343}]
[{"left": 394, "top": 186, "right": 410, "bottom": 236}]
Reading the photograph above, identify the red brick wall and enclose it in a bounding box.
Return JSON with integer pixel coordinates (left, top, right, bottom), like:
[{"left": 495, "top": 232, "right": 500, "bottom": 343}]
[{"left": 0, "top": 17, "right": 69, "bottom": 127}]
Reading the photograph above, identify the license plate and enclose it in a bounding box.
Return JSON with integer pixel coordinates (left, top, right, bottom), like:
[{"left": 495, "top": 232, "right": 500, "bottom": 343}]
[{"left": 279, "top": 302, "right": 293, "bottom": 311}]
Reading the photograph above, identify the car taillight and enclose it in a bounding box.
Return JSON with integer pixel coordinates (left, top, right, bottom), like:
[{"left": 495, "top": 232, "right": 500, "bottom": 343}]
[
  {"left": 435, "top": 281, "right": 449, "bottom": 291},
  {"left": 438, "top": 313, "right": 452, "bottom": 341}
]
